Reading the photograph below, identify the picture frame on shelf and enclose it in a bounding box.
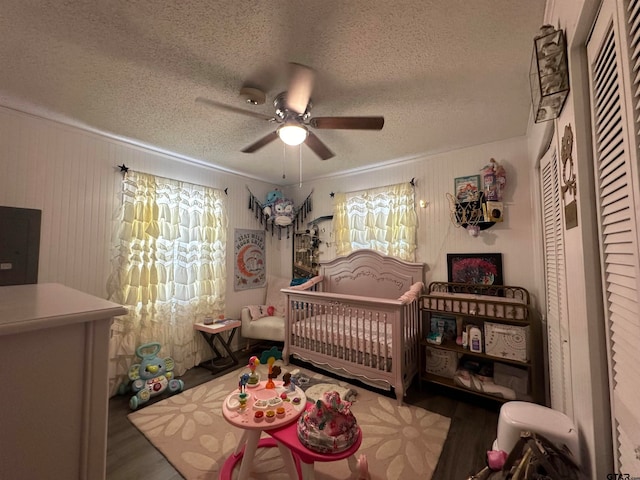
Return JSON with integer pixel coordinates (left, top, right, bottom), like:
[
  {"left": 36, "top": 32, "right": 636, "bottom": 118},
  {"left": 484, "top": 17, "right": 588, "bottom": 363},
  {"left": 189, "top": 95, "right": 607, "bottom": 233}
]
[
  {"left": 447, "top": 253, "right": 504, "bottom": 293},
  {"left": 454, "top": 175, "right": 481, "bottom": 203}
]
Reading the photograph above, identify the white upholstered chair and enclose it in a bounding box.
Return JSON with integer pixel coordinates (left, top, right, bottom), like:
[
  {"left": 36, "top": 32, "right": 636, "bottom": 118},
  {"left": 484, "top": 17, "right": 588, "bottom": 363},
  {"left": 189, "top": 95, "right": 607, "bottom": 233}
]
[{"left": 240, "top": 275, "right": 322, "bottom": 349}]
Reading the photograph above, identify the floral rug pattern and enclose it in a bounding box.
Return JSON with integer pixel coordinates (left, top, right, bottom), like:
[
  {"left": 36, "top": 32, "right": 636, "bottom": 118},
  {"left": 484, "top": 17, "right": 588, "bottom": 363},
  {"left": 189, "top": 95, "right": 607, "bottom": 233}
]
[{"left": 128, "top": 365, "right": 450, "bottom": 480}]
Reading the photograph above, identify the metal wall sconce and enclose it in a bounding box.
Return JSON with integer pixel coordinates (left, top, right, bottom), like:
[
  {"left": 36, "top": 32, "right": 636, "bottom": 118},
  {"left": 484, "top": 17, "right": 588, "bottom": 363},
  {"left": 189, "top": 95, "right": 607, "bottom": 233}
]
[{"left": 530, "top": 25, "right": 570, "bottom": 123}]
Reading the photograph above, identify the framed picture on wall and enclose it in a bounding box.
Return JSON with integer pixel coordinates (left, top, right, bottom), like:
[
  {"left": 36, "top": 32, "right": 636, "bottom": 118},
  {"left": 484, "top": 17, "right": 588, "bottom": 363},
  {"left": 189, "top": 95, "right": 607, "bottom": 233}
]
[
  {"left": 454, "top": 175, "right": 481, "bottom": 203},
  {"left": 447, "top": 253, "right": 503, "bottom": 287}
]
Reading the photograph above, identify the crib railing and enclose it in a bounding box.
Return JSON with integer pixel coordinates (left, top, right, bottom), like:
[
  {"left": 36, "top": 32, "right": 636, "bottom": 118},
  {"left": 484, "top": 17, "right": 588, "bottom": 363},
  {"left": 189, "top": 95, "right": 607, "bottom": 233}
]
[
  {"left": 290, "top": 300, "right": 395, "bottom": 370},
  {"left": 283, "top": 289, "right": 420, "bottom": 398}
]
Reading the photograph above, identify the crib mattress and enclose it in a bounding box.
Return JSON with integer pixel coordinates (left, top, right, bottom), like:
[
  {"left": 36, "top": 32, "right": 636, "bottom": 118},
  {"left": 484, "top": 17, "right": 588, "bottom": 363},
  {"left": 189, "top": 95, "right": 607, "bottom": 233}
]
[{"left": 291, "top": 315, "right": 398, "bottom": 371}]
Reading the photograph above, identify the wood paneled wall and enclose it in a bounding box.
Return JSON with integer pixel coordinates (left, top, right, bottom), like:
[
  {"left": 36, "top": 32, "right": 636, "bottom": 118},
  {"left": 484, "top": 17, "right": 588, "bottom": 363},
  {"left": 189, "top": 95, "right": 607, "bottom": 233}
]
[
  {"left": 0, "top": 106, "right": 541, "bottom": 312},
  {"left": 0, "top": 107, "right": 278, "bottom": 315},
  {"left": 286, "top": 137, "right": 540, "bottom": 303}
]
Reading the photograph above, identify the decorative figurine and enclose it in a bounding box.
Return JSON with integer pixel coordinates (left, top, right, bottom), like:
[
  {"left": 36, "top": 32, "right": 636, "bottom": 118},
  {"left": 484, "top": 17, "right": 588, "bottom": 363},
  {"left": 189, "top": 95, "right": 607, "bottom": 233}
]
[
  {"left": 248, "top": 356, "right": 260, "bottom": 385},
  {"left": 239, "top": 373, "right": 250, "bottom": 393},
  {"left": 289, "top": 376, "right": 297, "bottom": 392},
  {"left": 238, "top": 392, "right": 248, "bottom": 409},
  {"left": 265, "top": 357, "right": 282, "bottom": 389}
]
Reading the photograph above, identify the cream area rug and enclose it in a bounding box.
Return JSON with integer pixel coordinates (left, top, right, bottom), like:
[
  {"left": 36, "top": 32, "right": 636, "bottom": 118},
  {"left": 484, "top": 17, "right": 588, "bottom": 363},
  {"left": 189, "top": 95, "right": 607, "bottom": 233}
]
[{"left": 128, "top": 365, "right": 451, "bottom": 480}]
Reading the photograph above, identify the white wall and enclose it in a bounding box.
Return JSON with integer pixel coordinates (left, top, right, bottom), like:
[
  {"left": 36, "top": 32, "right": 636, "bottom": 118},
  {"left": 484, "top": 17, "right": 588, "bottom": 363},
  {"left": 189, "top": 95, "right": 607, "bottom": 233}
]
[
  {"left": 285, "top": 136, "right": 542, "bottom": 304},
  {"left": 0, "top": 105, "right": 543, "bottom": 335},
  {"left": 0, "top": 106, "right": 282, "bottom": 320}
]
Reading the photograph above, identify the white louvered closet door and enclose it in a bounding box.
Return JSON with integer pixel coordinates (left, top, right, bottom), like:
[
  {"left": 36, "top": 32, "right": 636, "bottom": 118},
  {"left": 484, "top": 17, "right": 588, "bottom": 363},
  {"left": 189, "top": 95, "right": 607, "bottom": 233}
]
[
  {"left": 539, "top": 138, "right": 573, "bottom": 416},
  {"left": 587, "top": 0, "right": 640, "bottom": 474}
]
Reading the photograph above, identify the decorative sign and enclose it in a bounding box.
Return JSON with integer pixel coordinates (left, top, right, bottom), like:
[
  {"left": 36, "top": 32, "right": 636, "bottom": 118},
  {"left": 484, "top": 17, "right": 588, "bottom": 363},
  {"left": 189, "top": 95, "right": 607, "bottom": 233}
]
[
  {"left": 561, "top": 124, "right": 578, "bottom": 229},
  {"left": 565, "top": 200, "right": 578, "bottom": 230},
  {"left": 234, "top": 229, "right": 266, "bottom": 291}
]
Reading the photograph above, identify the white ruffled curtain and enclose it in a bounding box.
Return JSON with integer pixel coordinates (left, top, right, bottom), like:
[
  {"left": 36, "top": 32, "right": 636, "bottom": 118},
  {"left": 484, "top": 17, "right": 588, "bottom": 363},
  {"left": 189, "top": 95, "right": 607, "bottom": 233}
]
[
  {"left": 106, "top": 171, "right": 228, "bottom": 396},
  {"left": 333, "top": 182, "right": 417, "bottom": 261}
]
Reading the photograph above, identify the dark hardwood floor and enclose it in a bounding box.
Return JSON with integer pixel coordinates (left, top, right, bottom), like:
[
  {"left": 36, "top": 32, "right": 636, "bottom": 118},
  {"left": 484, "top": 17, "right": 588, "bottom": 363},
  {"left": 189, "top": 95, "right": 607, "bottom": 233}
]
[{"left": 107, "top": 345, "right": 500, "bottom": 480}]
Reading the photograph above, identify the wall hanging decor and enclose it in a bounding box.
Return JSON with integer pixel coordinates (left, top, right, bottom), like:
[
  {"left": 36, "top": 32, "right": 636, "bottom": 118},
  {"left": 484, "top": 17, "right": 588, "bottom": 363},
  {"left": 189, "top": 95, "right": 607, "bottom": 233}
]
[
  {"left": 447, "top": 252, "right": 504, "bottom": 291},
  {"left": 530, "top": 25, "right": 570, "bottom": 123},
  {"left": 447, "top": 192, "right": 485, "bottom": 237},
  {"left": 247, "top": 187, "right": 313, "bottom": 239},
  {"left": 447, "top": 159, "right": 506, "bottom": 236},
  {"left": 560, "top": 123, "right": 578, "bottom": 229},
  {"left": 234, "top": 229, "right": 266, "bottom": 291}
]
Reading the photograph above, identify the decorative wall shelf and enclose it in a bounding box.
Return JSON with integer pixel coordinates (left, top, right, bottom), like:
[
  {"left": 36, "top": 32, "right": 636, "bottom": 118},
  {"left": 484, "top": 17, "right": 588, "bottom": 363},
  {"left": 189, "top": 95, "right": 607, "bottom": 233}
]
[{"left": 446, "top": 192, "right": 497, "bottom": 236}]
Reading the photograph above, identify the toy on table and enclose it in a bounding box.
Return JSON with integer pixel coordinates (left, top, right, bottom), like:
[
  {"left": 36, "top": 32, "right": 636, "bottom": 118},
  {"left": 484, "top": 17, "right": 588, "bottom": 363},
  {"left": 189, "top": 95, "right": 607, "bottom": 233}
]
[
  {"left": 238, "top": 392, "right": 249, "bottom": 409},
  {"left": 247, "top": 356, "right": 260, "bottom": 386},
  {"left": 259, "top": 346, "right": 283, "bottom": 364},
  {"left": 297, "top": 391, "right": 359, "bottom": 454},
  {"left": 126, "top": 342, "right": 184, "bottom": 410},
  {"left": 265, "top": 356, "right": 282, "bottom": 389},
  {"left": 282, "top": 372, "right": 291, "bottom": 387},
  {"left": 239, "top": 373, "right": 250, "bottom": 393},
  {"left": 288, "top": 376, "right": 297, "bottom": 393}
]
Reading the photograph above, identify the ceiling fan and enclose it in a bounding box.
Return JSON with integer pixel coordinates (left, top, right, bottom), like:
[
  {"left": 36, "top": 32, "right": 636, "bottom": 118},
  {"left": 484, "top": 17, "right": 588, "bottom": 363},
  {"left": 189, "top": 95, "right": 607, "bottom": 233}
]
[{"left": 196, "top": 63, "right": 384, "bottom": 160}]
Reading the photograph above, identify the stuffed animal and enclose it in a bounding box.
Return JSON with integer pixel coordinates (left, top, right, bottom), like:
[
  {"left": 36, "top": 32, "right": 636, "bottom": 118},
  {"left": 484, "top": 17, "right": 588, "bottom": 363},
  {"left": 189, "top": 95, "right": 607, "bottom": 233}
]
[
  {"left": 265, "top": 189, "right": 284, "bottom": 205},
  {"left": 271, "top": 197, "right": 295, "bottom": 226},
  {"left": 262, "top": 189, "right": 283, "bottom": 218},
  {"left": 126, "top": 342, "right": 184, "bottom": 410},
  {"left": 263, "top": 189, "right": 295, "bottom": 226}
]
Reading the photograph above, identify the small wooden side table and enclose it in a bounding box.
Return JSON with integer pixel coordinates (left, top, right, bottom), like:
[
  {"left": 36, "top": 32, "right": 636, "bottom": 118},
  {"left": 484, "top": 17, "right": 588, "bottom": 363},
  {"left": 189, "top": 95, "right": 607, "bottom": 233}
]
[{"left": 194, "top": 319, "right": 241, "bottom": 372}]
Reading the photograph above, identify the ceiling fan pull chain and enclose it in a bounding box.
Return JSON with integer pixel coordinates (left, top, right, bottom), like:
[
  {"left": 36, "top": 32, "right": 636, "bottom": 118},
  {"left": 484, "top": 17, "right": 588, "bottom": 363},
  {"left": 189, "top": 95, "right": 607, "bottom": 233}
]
[
  {"left": 299, "top": 145, "right": 303, "bottom": 188},
  {"left": 282, "top": 143, "right": 286, "bottom": 179}
]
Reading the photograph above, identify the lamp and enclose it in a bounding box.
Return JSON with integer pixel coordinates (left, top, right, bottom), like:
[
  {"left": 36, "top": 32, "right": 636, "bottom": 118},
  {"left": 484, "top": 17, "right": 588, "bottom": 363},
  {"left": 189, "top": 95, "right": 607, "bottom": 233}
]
[
  {"left": 277, "top": 122, "right": 308, "bottom": 146},
  {"left": 530, "top": 25, "right": 569, "bottom": 123}
]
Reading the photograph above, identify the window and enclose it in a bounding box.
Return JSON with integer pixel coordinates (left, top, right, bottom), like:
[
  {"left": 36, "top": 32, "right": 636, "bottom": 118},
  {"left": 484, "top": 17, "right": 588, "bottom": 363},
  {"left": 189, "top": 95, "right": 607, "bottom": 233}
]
[
  {"left": 106, "top": 171, "right": 228, "bottom": 395},
  {"left": 333, "top": 182, "right": 417, "bottom": 261}
]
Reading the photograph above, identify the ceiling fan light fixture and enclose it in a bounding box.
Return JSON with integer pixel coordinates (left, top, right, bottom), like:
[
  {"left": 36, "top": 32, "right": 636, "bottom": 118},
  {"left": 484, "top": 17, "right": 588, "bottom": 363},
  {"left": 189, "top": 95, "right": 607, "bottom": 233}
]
[{"left": 277, "top": 123, "right": 308, "bottom": 146}]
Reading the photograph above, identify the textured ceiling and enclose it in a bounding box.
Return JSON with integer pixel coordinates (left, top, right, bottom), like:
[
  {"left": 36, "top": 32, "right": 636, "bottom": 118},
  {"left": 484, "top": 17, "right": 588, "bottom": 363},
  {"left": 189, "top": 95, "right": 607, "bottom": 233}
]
[{"left": 0, "top": 1, "right": 545, "bottom": 185}]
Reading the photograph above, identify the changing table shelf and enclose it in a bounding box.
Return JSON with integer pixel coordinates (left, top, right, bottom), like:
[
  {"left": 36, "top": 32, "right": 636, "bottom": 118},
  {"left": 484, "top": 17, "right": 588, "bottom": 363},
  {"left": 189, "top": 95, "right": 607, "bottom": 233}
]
[{"left": 419, "top": 281, "right": 544, "bottom": 404}]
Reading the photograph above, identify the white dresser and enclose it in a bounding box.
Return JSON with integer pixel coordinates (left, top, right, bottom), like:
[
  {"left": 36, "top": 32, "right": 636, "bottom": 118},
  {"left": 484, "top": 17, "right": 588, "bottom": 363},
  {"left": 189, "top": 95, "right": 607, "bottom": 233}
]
[{"left": 0, "top": 283, "right": 126, "bottom": 480}]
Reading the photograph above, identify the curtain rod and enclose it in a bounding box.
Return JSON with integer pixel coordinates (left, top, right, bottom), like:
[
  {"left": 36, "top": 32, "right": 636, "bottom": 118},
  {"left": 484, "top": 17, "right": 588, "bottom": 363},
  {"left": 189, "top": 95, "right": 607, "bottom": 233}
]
[
  {"left": 329, "top": 178, "right": 416, "bottom": 197},
  {"left": 117, "top": 164, "right": 228, "bottom": 195}
]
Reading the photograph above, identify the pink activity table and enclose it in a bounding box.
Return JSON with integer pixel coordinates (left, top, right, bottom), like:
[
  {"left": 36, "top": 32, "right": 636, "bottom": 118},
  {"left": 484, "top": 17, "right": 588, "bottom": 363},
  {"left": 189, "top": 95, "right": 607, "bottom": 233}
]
[{"left": 220, "top": 379, "right": 307, "bottom": 480}]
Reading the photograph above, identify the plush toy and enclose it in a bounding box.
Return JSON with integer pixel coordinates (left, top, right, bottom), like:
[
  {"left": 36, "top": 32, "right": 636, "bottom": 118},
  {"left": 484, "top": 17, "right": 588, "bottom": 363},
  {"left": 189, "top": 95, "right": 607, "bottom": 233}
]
[
  {"left": 262, "top": 189, "right": 283, "bottom": 218},
  {"left": 263, "top": 189, "right": 295, "bottom": 226},
  {"left": 270, "top": 197, "right": 295, "bottom": 226},
  {"left": 126, "top": 342, "right": 184, "bottom": 410},
  {"left": 265, "top": 189, "right": 284, "bottom": 205}
]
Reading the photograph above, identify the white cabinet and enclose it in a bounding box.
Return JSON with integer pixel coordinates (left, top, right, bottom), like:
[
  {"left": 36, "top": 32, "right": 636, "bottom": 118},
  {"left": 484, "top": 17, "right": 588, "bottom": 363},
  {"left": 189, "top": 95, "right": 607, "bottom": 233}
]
[{"left": 0, "top": 283, "right": 126, "bottom": 480}]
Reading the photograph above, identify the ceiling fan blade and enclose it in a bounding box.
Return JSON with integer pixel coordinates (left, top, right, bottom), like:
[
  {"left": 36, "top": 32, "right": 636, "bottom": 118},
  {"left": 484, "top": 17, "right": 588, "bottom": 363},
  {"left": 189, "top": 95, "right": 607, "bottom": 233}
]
[
  {"left": 285, "top": 63, "right": 315, "bottom": 114},
  {"left": 196, "top": 97, "right": 274, "bottom": 121},
  {"left": 305, "top": 132, "right": 334, "bottom": 160},
  {"left": 241, "top": 131, "right": 279, "bottom": 153},
  {"left": 310, "top": 116, "right": 385, "bottom": 130}
]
